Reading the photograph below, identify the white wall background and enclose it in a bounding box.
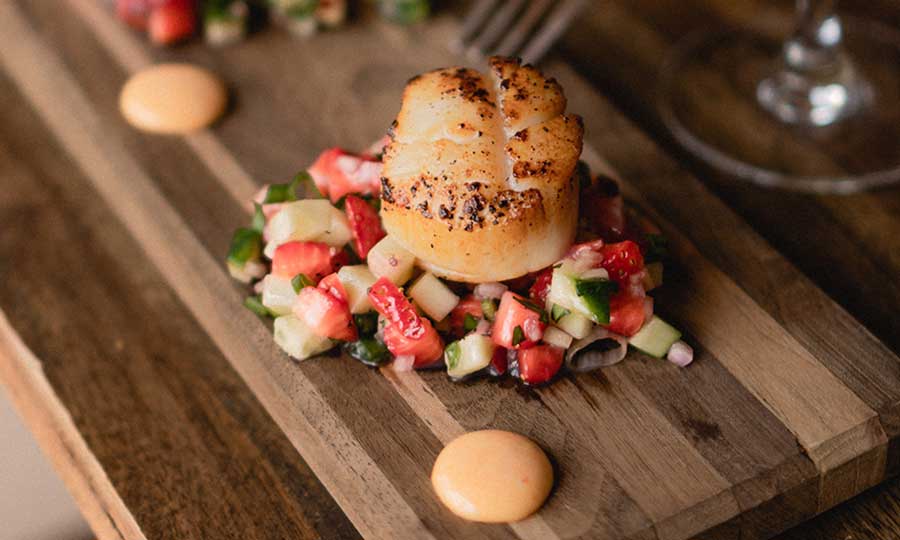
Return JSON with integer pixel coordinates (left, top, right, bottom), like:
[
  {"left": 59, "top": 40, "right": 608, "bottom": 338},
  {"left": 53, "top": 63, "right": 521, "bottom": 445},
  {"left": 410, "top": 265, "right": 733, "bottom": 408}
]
[{"left": 0, "top": 385, "right": 91, "bottom": 540}]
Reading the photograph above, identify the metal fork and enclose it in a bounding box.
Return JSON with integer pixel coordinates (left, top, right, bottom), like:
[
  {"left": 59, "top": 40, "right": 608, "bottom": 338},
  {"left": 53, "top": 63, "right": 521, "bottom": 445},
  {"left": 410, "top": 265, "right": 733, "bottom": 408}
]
[{"left": 452, "top": 0, "right": 588, "bottom": 65}]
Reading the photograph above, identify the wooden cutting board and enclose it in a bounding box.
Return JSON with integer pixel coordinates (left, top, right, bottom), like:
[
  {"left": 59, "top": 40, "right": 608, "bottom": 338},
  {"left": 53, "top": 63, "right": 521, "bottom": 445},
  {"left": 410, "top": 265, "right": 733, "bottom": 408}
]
[{"left": 1, "top": 1, "right": 898, "bottom": 539}]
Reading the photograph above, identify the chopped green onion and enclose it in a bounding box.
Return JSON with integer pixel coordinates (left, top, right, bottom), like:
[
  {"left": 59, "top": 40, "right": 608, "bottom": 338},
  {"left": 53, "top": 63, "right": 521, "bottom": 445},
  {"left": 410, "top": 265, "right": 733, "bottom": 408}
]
[
  {"left": 291, "top": 273, "right": 315, "bottom": 293},
  {"left": 480, "top": 299, "right": 497, "bottom": 321},
  {"left": 574, "top": 278, "right": 618, "bottom": 324},
  {"left": 463, "top": 313, "right": 479, "bottom": 333},
  {"left": 227, "top": 227, "right": 262, "bottom": 266},
  {"left": 512, "top": 325, "right": 525, "bottom": 347},
  {"left": 551, "top": 304, "right": 570, "bottom": 323},
  {"left": 251, "top": 202, "right": 266, "bottom": 233},
  {"left": 343, "top": 338, "right": 390, "bottom": 367},
  {"left": 444, "top": 341, "right": 461, "bottom": 370},
  {"left": 643, "top": 234, "right": 669, "bottom": 264},
  {"left": 244, "top": 295, "right": 271, "bottom": 318},
  {"left": 353, "top": 312, "right": 379, "bottom": 337}
]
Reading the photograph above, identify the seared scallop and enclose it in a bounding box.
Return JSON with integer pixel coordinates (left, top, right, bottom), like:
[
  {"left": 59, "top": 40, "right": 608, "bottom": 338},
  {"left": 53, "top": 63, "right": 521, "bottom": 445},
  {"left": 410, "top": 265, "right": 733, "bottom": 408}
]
[{"left": 380, "top": 57, "right": 583, "bottom": 282}]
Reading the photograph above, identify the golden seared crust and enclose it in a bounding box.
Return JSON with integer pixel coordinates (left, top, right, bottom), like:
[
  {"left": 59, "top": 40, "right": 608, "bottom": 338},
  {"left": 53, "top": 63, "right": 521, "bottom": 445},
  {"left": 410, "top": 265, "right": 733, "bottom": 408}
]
[{"left": 381, "top": 57, "right": 583, "bottom": 282}]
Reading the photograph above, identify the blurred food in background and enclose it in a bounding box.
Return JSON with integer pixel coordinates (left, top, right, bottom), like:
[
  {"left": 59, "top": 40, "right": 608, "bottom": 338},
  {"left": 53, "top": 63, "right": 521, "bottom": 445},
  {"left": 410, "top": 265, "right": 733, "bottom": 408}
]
[{"left": 112, "top": 0, "right": 431, "bottom": 47}]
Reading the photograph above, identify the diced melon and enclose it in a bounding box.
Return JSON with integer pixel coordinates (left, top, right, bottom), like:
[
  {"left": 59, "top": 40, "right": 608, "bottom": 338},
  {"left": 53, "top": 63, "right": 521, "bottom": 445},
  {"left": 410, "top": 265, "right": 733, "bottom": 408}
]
[
  {"left": 542, "top": 326, "right": 574, "bottom": 349},
  {"left": 261, "top": 274, "right": 298, "bottom": 316},
  {"left": 367, "top": 236, "right": 416, "bottom": 285},
  {"left": 445, "top": 334, "right": 494, "bottom": 379},
  {"left": 264, "top": 200, "right": 351, "bottom": 258},
  {"left": 546, "top": 264, "right": 594, "bottom": 321},
  {"left": 273, "top": 315, "right": 333, "bottom": 360},
  {"left": 555, "top": 311, "right": 593, "bottom": 339},
  {"left": 317, "top": 206, "right": 352, "bottom": 247},
  {"left": 628, "top": 315, "right": 682, "bottom": 358},
  {"left": 337, "top": 264, "right": 378, "bottom": 314},
  {"left": 408, "top": 273, "right": 459, "bottom": 321}
]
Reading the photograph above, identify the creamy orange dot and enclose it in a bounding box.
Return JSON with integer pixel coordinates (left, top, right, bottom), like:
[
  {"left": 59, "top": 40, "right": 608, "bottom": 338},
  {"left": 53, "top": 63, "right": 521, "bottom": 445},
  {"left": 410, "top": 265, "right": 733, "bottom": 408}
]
[
  {"left": 119, "top": 63, "right": 227, "bottom": 134},
  {"left": 431, "top": 430, "right": 553, "bottom": 523}
]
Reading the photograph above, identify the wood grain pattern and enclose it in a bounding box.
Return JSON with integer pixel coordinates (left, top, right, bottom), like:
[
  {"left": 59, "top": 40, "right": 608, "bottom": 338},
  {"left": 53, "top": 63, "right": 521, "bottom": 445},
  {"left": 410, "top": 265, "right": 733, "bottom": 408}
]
[{"left": 0, "top": 0, "right": 897, "bottom": 539}]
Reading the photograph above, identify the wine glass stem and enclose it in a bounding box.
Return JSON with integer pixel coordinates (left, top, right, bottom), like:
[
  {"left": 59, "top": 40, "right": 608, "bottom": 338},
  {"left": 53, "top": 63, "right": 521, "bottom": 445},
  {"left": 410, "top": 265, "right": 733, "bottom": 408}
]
[{"left": 784, "top": 0, "right": 842, "bottom": 72}]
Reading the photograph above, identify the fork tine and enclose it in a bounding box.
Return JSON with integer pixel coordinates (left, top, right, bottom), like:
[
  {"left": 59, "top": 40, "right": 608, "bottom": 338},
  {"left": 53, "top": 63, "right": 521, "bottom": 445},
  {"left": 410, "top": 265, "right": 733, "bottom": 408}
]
[
  {"left": 451, "top": 0, "right": 500, "bottom": 54},
  {"left": 518, "top": 0, "right": 587, "bottom": 64},
  {"left": 465, "top": 0, "right": 529, "bottom": 60},
  {"left": 493, "top": 0, "right": 555, "bottom": 58}
]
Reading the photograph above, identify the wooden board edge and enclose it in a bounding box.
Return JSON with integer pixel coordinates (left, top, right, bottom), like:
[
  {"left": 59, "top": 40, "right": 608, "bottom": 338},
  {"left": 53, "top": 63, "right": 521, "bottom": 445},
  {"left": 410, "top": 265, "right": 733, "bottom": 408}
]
[{"left": 0, "top": 310, "right": 147, "bottom": 540}]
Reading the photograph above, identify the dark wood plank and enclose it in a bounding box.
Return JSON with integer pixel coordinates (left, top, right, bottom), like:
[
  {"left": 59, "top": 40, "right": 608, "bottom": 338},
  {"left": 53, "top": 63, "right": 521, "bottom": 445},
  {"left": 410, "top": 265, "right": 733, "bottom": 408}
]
[{"left": 0, "top": 71, "right": 358, "bottom": 540}]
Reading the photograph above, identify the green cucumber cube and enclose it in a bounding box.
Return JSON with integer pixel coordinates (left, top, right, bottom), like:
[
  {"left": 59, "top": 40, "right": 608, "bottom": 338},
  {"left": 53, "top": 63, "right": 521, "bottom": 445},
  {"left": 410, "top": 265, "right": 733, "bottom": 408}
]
[{"left": 628, "top": 316, "right": 682, "bottom": 358}]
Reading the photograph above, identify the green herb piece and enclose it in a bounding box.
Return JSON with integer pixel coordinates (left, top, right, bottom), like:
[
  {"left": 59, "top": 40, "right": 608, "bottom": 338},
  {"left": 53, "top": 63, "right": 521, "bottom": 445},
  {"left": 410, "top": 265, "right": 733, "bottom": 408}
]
[
  {"left": 227, "top": 227, "right": 262, "bottom": 266},
  {"left": 643, "top": 234, "right": 669, "bottom": 264},
  {"left": 291, "top": 273, "right": 315, "bottom": 293},
  {"left": 480, "top": 299, "right": 497, "bottom": 321},
  {"left": 263, "top": 183, "right": 296, "bottom": 204},
  {"left": 512, "top": 325, "right": 525, "bottom": 347},
  {"left": 463, "top": 313, "right": 479, "bottom": 333},
  {"left": 251, "top": 202, "right": 266, "bottom": 233},
  {"left": 292, "top": 170, "right": 323, "bottom": 199},
  {"left": 550, "top": 304, "right": 571, "bottom": 323},
  {"left": 243, "top": 295, "right": 271, "bottom": 318},
  {"left": 343, "top": 338, "right": 390, "bottom": 367},
  {"left": 514, "top": 296, "right": 549, "bottom": 324},
  {"left": 353, "top": 312, "right": 379, "bottom": 337},
  {"left": 574, "top": 278, "right": 618, "bottom": 324},
  {"left": 444, "top": 341, "right": 461, "bottom": 370}
]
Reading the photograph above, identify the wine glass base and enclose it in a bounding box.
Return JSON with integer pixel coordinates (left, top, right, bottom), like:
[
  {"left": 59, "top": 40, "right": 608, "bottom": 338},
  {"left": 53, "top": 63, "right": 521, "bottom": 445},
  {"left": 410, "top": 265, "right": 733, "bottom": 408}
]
[{"left": 657, "top": 16, "right": 900, "bottom": 194}]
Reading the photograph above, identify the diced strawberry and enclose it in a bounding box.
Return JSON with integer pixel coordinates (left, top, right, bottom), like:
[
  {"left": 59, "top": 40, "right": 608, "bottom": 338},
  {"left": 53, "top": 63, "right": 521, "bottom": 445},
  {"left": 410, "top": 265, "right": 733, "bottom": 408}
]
[
  {"left": 148, "top": 0, "right": 196, "bottom": 46},
  {"left": 116, "top": 0, "right": 151, "bottom": 30},
  {"left": 489, "top": 347, "right": 508, "bottom": 376},
  {"left": 329, "top": 248, "right": 352, "bottom": 273},
  {"left": 271, "top": 241, "right": 333, "bottom": 279},
  {"left": 449, "top": 296, "right": 483, "bottom": 336},
  {"left": 606, "top": 293, "right": 646, "bottom": 337},
  {"left": 308, "top": 148, "right": 382, "bottom": 203},
  {"left": 367, "top": 278, "right": 424, "bottom": 338},
  {"left": 492, "top": 292, "right": 546, "bottom": 350},
  {"left": 517, "top": 345, "right": 564, "bottom": 385},
  {"left": 318, "top": 273, "right": 348, "bottom": 302},
  {"left": 599, "top": 241, "right": 644, "bottom": 286},
  {"left": 294, "top": 286, "right": 357, "bottom": 341},
  {"left": 344, "top": 195, "right": 386, "bottom": 259},
  {"left": 529, "top": 267, "right": 553, "bottom": 306},
  {"left": 383, "top": 320, "right": 444, "bottom": 367}
]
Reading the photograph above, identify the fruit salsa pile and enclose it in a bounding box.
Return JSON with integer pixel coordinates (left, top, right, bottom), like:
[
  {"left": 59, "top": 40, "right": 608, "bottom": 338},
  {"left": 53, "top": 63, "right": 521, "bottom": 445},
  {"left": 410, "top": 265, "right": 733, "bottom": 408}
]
[{"left": 226, "top": 141, "right": 693, "bottom": 387}]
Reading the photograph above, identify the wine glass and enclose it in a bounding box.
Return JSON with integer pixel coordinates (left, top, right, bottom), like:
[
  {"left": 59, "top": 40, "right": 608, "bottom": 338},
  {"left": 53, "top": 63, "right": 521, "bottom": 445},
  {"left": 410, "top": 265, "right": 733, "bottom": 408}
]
[{"left": 657, "top": 0, "right": 900, "bottom": 193}]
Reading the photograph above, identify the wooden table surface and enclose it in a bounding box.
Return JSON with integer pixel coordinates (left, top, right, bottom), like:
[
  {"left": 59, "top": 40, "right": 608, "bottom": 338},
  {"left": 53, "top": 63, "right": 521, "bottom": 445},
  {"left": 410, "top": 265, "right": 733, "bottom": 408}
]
[{"left": 0, "top": 0, "right": 897, "bottom": 539}]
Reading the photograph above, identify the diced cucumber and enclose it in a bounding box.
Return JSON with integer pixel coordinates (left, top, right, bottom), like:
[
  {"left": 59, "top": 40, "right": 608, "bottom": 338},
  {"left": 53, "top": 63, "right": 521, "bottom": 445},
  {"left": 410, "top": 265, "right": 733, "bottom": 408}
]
[
  {"left": 554, "top": 311, "right": 593, "bottom": 339},
  {"left": 228, "top": 259, "right": 266, "bottom": 283},
  {"left": 642, "top": 262, "right": 663, "bottom": 291},
  {"left": 273, "top": 315, "right": 333, "bottom": 360},
  {"left": 445, "top": 334, "right": 494, "bottom": 379},
  {"left": 261, "top": 274, "right": 298, "bottom": 315},
  {"left": 343, "top": 338, "right": 390, "bottom": 367},
  {"left": 337, "top": 265, "right": 378, "bottom": 314},
  {"left": 546, "top": 262, "right": 608, "bottom": 322},
  {"left": 573, "top": 278, "right": 617, "bottom": 324},
  {"left": 542, "top": 326, "right": 573, "bottom": 349},
  {"left": 317, "top": 206, "right": 352, "bottom": 247},
  {"left": 408, "top": 272, "right": 459, "bottom": 322},
  {"left": 628, "top": 315, "right": 682, "bottom": 358},
  {"left": 367, "top": 236, "right": 416, "bottom": 285},
  {"left": 266, "top": 199, "right": 332, "bottom": 254}
]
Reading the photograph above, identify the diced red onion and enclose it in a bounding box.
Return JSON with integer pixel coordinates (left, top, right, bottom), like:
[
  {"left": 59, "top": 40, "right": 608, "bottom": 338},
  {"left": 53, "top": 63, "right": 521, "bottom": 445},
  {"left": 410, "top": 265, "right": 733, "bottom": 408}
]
[
  {"left": 474, "top": 282, "right": 508, "bottom": 300},
  {"left": 392, "top": 355, "right": 416, "bottom": 372},
  {"left": 523, "top": 318, "right": 544, "bottom": 342},
  {"left": 565, "top": 327, "right": 628, "bottom": 372},
  {"left": 667, "top": 341, "right": 694, "bottom": 367},
  {"left": 475, "top": 319, "right": 493, "bottom": 336},
  {"left": 261, "top": 202, "right": 284, "bottom": 219}
]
